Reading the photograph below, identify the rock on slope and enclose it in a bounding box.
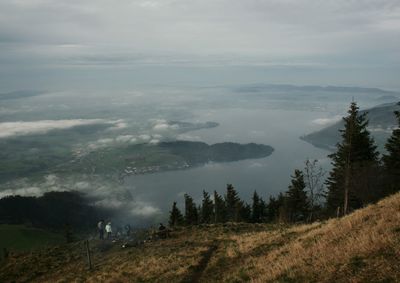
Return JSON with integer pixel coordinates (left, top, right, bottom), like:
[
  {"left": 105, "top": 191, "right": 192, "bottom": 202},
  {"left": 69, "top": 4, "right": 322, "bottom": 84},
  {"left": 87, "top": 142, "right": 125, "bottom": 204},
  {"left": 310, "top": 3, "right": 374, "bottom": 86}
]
[{"left": 1, "top": 193, "right": 400, "bottom": 282}]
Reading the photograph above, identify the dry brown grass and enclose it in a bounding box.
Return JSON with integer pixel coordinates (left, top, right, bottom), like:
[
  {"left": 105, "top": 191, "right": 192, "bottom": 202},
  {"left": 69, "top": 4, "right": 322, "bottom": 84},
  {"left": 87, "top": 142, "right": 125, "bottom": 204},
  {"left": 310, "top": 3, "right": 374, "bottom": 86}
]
[
  {"left": 1, "top": 193, "right": 399, "bottom": 283},
  {"left": 211, "top": 193, "right": 400, "bottom": 282}
]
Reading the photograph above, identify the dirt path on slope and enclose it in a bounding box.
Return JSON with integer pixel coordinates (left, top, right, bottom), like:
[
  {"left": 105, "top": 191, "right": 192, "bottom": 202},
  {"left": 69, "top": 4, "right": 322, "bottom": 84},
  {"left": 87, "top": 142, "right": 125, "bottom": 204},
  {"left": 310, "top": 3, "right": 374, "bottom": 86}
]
[{"left": 180, "top": 242, "right": 219, "bottom": 283}]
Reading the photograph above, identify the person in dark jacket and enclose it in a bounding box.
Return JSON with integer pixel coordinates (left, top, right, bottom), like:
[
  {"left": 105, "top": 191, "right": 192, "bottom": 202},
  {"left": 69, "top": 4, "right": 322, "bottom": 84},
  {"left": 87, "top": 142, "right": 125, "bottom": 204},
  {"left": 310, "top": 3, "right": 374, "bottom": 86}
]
[
  {"left": 97, "top": 220, "right": 105, "bottom": 240},
  {"left": 158, "top": 223, "right": 167, "bottom": 239}
]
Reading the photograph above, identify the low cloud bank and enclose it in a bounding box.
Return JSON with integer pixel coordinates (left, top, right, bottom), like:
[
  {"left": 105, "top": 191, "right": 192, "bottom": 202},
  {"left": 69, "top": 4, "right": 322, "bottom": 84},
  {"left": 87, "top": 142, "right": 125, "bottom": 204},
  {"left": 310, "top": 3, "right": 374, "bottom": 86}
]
[
  {"left": 368, "top": 126, "right": 398, "bottom": 133},
  {"left": 151, "top": 119, "right": 180, "bottom": 132},
  {"left": 311, "top": 115, "right": 342, "bottom": 126},
  {"left": 86, "top": 133, "right": 159, "bottom": 150},
  {"left": 0, "top": 119, "right": 115, "bottom": 138}
]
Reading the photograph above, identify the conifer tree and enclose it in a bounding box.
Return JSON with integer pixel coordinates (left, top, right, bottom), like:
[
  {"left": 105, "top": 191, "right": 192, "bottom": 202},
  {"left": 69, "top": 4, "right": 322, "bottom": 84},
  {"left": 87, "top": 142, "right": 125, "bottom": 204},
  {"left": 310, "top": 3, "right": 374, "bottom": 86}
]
[
  {"left": 169, "top": 202, "right": 184, "bottom": 227},
  {"left": 251, "top": 191, "right": 262, "bottom": 223},
  {"left": 184, "top": 194, "right": 198, "bottom": 225},
  {"left": 383, "top": 102, "right": 400, "bottom": 193},
  {"left": 214, "top": 191, "right": 227, "bottom": 223},
  {"left": 239, "top": 202, "right": 252, "bottom": 222},
  {"left": 201, "top": 190, "right": 214, "bottom": 224},
  {"left": 225, "top": 184, "right": 241, "bottom": 222},
  {"left": 284, "top": 169, "right": 309, "bottom": 222},
  {"left": 259, "top": 198, "right": 267, "bottom": 222},
  {"left": 266, "top": 194, "right": 284, "bottom": 222},
  {"left": 326, "top": 102, "right": 379, "bottom": 215}
]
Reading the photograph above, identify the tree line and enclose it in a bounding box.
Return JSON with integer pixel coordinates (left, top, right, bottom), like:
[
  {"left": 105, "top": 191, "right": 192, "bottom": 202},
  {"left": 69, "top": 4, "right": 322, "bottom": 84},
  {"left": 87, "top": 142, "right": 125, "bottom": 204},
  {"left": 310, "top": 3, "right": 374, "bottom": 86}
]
[{"left": 169, "top": 101, "right": 400, "bottom": 226}]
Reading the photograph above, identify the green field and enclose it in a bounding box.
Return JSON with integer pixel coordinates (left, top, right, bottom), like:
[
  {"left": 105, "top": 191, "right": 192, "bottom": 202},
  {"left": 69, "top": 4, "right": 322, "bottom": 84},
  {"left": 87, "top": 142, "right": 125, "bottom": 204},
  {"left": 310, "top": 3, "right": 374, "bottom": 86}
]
[{"left": 0, "top": 225, "right": 65, "bottom": 252}]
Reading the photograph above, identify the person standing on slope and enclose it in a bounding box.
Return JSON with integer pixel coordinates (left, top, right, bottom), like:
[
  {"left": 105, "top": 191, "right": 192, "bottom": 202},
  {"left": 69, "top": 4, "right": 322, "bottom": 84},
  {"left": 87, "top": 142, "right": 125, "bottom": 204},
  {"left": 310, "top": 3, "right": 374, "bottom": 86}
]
[
  {"left": 97, "top": 220, "right": 105, "bottom": 240},
  {"left": 105, "top": 222, "right": 113, "bottom": 239}
]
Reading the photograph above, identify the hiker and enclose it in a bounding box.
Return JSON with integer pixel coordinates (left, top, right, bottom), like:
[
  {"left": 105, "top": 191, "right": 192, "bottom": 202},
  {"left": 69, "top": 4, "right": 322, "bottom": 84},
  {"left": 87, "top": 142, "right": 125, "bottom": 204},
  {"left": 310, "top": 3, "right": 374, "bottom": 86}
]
[
  {"left": 116, "top": 227, "right": 123, "bottom": 239},
  {"left": 158, "top": 223, "right": 167, "bottom": 239},
  {"left": 125, "top": 224, "right": 131, "bottom": 237},
  {"left": 97, "top": 220, "right": 105, "bottom": 240},
  {"left": 105, "top": 222, "right": 112, "bottom": 239}
]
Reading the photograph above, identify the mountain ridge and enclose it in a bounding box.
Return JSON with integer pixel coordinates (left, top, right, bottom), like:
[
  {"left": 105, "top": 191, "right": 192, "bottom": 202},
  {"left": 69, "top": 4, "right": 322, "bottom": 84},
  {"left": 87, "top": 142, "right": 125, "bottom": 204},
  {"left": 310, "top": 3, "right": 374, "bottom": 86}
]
[{"left": 234, "top": 84, "right": 400, "bottom": 94}]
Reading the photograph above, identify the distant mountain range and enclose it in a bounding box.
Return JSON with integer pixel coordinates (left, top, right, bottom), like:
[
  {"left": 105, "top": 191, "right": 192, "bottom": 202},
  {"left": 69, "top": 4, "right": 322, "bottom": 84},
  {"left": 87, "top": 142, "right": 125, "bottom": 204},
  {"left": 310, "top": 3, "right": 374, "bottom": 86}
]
[
  {"left": 301, "top": 102, "right": 400, "bottom": 151},
  {"left": 234, "top": 84, "right": 399, "bottom": 95},
  {"left": 0, "top": 90, "right": 45, "bottom": 100}
]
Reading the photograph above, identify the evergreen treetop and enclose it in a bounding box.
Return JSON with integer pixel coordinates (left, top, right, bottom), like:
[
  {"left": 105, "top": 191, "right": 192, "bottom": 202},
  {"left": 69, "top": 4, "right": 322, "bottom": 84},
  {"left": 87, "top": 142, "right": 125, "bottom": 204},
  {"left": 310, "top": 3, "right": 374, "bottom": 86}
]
[
  {"left": 383, "top": 102, "right": 400, "bottom": 172},
  {"left": 169, "top": 202, "right": 184, "bottom": 227},
  {"left": 214, "top": 191, "right": 226, "bottom": 223},
  {"left": 382, "top": 102, "right": 400, "bottom": 193},
  {"left": 184, "top": 194, "right": 198, "bottom": 225},
  {"left": 201, "top": 190, "right": 214, "bottom": 224},
  {"left": 225, "top": 184, "right": 241, "bottom": 222},
  {"left": 251, "top": 191, "right": 263, "bottom": 223},
  {"left": 326, "top": 101, "right": 379, "bottom": 215},
  {"left": 284, "top": 169, "right": 309, "bottom": 222}
]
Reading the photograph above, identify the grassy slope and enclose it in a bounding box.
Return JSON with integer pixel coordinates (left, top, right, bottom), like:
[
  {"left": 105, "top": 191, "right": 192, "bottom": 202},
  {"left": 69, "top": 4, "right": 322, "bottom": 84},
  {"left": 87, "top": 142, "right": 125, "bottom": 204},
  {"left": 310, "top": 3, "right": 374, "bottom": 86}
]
[
  {"left": 0, "top": 225, "right": 64, "bottom": 252},
  {"left": 1, "top": 193, "right": 400, "bottom": 283}
]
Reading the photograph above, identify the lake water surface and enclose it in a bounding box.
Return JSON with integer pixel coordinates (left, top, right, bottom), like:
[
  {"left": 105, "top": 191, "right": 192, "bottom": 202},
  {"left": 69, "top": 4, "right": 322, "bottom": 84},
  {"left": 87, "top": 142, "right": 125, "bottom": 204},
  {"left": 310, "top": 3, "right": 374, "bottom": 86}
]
[{"left": 127, "top": 102, "right": 331, "bottom": 214}]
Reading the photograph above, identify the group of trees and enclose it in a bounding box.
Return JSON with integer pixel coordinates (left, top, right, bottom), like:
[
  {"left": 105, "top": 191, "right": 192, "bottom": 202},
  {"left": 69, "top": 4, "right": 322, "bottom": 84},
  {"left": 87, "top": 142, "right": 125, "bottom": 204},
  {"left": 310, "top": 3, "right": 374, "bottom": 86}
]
[
  {"left": 169, "top": 185, "right": 268, "bottom": 226},
  {"left": 168, "top": 165, "right": 323, "bottom": 226},
  {"left": 169, "top": 101, "right": 400, "bottom": 226}
]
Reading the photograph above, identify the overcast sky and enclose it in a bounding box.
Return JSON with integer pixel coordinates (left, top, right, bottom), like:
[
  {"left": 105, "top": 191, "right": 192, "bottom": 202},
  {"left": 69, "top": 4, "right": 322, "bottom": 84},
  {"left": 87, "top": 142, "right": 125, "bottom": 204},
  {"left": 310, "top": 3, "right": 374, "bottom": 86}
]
[{"left": 0, "top": 0, "right": 399, "bottom": 90}]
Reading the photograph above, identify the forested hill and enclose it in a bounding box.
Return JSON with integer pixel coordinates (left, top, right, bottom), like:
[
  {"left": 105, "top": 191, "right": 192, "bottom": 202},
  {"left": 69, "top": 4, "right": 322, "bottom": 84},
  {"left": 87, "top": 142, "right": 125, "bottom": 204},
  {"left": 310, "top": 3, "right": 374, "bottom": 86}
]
[
  {"left": 1, "top": 192, "right": 399, "bottom": 282},
  {"left": 159, "top": 141, "right": 274, "bottom": 165}
]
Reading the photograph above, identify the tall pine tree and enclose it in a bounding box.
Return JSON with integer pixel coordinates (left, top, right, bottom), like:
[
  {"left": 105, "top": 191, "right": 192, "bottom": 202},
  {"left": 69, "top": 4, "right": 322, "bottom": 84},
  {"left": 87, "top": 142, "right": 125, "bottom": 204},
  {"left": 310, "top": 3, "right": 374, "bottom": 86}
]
[
  {"left": 239, "top": 202, "right": 252, "bottom": 223},
  {"left": 169, "top": 202, "right": 184, "bottom": 227},
  {"left": 214, "top": 191, "right": 227, "bottom": 223},
  {"left": 225, "top": 184, "right": 241, "bottom": 222},
  {"left": 184, "top": 194, "right": 198, "bottom": 225},
  {"left": 251, "top": 191, "right": 262, "bottom": 223},
  {"left": 259, "top": 198, "right": 267, "bottom": 222},
  {"left": 326, "top": 102, "right": 379, "bottom": 216},
  {"left": 284, "top": 169, "right": 309, "bottom": 222},
  {"left": 201, "top": 190, "right": 214, "bottom": 224},
  {"left": 383, "top": 102, "right": 400, "bottom": 193},
  {"left": 266, "top": 194, "right": 284, "bottom": 222}
]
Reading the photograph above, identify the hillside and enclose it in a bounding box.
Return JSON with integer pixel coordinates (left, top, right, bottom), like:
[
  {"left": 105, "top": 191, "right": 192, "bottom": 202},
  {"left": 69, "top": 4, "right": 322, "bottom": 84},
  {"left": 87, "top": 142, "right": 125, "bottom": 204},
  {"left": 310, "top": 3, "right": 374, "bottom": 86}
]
[
  {"left": 301, "top": 102, "right": 399, "bottom": 151},
  {"left": 1, "top": 193, "right": 400, "bottom": 282},
  {"left": 0, "top": 225, "right": 64, "bottom": 252}
]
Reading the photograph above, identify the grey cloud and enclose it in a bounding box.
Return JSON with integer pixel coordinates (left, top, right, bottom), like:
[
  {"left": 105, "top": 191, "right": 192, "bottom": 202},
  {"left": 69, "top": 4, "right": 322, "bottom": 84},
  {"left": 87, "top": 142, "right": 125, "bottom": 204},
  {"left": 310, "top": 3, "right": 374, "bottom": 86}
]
[
  {"left": 0, "top": 119, "right": 119, "bottom": 138},
  {"left": 0, "top": 0, "right": 399, "bottom": 87}
]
